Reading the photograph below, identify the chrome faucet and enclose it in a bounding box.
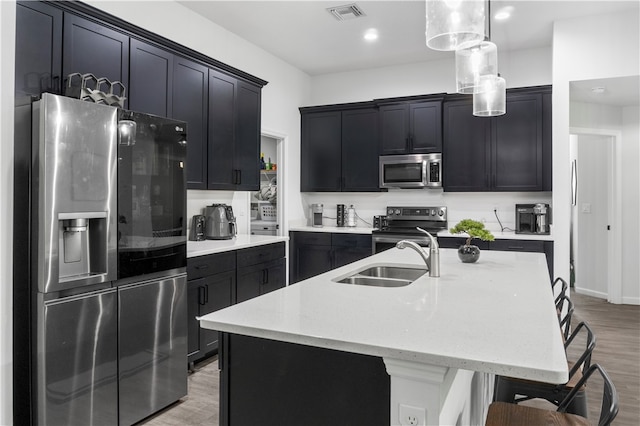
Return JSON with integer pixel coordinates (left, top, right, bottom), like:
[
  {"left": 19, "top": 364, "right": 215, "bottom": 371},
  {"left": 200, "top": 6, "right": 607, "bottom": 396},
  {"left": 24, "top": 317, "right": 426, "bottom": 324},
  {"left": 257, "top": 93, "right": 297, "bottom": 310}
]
[{"left": 395, "top": 227, "right": 440, "bottom": 277}]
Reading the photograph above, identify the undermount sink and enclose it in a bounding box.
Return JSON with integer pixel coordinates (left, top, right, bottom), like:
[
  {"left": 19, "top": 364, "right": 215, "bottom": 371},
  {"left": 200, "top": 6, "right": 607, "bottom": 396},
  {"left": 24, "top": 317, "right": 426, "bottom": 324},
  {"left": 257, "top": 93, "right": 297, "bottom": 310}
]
[{"left": 335, "top": 266, "right": 428, "bottom": 287}]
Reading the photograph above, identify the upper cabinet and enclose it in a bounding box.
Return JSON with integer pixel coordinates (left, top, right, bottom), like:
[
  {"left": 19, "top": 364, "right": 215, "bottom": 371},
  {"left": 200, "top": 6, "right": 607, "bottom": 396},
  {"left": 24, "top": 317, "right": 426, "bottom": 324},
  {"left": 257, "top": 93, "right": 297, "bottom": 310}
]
[
  {"left": 378, "top": 97, "right": 443, "bottom": 155},
  {"left": 63, "top": 13, "right": 130, "bottom": 105},
  {"left": 15, "top": 1, "right": 62, "bottom": 97},
  {"left": 300, "top": 104, "right": 379, "bottom": 192},
  {"left": 15, "top": 1, "right": 267, "bottom": 193},
  {"left": 443, "top": 86, "right": 552, "bottom": 192},
  {"left": 172, "top": 57, "right": 209, "bottom": 190},
  {"left": 207, "top": 69, "right": 261, "bottom": 191}
]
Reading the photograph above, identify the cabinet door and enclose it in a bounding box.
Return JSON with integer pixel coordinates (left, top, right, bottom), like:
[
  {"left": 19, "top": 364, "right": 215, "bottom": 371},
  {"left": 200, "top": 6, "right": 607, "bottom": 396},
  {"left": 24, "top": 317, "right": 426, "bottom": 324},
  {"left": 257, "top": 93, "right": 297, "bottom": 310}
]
[
  {"left": 379, "top": 104, "right": 409, "bottom": 155},
  {"left": 300, "top": 111, "right": 342, "bottom": 191},
  {"left": 200, "top": 271, "right": 234, "bottom": 353},
  {"left": 261, "top": 258, "right": 286, "bottom": 296},
  {"left": 15, "top": 1, "right": 62, "bottom": 97},
  {"left": 542, "top": 91, "right": 553, "bottom": 191},
  {"left": 187, "top": 280, "right": 202, "bottom": 359},
  {"left": 443, "top": 99, "right": 491, "bottom": 191},
  {"left": 63, "top": 13, "right": 129, "bottom": 105},
  {"left": 342, "top": 108, "right": 380, "bottom": 192},
  {"left": 492, "top": 93, "right": 543, "bottom": 191},
  {"left": 236, "top": 262, "right": 263, "bottom": 303},
  {"left": 235, "top": 81, "right": 261, "bottom": 191},
  {"left": 410, "top": 100, "right": 442, "bottom": 153},
  {"left": 173, "top": 57, "right": 209, "bottom": 190},
  {"left": 129, "top": 39, "right": 173, "bottom": 116},
  {"left": 208, "top": 69, "right": 236, "bottom": 189}
]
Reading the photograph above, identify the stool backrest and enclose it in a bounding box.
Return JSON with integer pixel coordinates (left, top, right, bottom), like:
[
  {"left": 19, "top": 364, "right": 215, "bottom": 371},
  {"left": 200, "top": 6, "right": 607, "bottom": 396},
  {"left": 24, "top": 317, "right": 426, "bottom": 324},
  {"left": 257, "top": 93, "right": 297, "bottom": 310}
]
[
  {"left": 564, "top": 321, "right": 596, "bottom": 378},
  {"left": 556, "top": 295, "right": 574, "bottom": 340},
  {"left": 558, "top": 363, "right": 618, "bottom": 426}
]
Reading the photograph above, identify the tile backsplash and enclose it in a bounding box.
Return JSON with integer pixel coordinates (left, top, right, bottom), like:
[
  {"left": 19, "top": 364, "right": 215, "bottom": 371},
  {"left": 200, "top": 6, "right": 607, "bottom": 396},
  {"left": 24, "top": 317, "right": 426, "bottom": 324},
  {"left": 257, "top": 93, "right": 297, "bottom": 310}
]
[{"left": 301, "top": 190, "right": 553, "bottom": 232}]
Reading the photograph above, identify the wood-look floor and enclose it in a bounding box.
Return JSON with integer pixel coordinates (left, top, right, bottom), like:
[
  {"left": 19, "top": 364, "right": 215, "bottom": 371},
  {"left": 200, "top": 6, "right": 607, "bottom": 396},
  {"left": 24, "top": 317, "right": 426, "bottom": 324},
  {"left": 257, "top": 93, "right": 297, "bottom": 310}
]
[{"left": 139, "top": 292, "right": 639, "bottom": 426}]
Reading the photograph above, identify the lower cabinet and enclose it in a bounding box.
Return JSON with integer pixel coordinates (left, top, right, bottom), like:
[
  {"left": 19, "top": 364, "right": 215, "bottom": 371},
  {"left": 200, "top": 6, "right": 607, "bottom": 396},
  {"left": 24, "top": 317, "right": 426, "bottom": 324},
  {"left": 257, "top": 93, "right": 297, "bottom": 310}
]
[
  {"left": 289, "top": 232, "right": 372, "bottom": 283},
  {"left": 439, "top": 237, "right": 554, "bottom": 279},
  {"left": 187, "top": 242, "right": 286, "bottom": 365}
]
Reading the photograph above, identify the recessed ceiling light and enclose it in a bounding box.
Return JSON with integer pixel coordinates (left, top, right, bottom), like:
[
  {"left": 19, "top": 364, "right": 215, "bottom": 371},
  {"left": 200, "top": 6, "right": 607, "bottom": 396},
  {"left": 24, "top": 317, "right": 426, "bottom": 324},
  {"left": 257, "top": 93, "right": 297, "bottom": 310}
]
[
  {"left": 591, "top": 86, "right": 606, "bottom": 94},
  {"left": 494, "top": 6, "right": 513, "bottom": 21},
  {"left": 364, "top": 28, "right": 378, "bottom": 41}
]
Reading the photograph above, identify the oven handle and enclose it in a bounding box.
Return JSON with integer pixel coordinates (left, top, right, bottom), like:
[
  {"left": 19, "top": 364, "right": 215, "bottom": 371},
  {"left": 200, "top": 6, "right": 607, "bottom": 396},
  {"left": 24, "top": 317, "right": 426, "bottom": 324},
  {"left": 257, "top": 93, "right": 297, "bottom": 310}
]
[{"left": 372, "top": 235, "right": 431, "bottom": 244}]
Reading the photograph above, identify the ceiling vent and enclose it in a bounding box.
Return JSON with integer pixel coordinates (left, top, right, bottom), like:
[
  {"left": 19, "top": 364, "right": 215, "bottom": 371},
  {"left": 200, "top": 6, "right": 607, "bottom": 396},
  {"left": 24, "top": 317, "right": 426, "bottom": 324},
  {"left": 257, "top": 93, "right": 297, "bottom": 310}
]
[{"left": 327, "top": 3, "right": 365, "bottom": 21}]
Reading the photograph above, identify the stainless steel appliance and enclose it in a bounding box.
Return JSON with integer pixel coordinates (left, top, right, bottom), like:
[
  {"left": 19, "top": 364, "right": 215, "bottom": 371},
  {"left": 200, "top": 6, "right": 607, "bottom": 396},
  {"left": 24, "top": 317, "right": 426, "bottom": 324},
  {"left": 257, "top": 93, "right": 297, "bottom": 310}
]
[
  {"left": 116, "top": 108, "right": 188, "bottom": 425},
  {"left": 15, "top": 93, "right": 188, "bottom": 425},
  {"left": 311, "top": 203, "right": 323, "bottom": 227},
  {"left": 379, "top": 153, "right": 442, "bottom": 189},
  {"left": 373, "top": 215, "right": 388, "bottom": 230},
  {"left": 337, "top": 204, "right": 346, "bottom": 227},
  {"left": 516, "top": 203, "right": 551, "bottom": 234},
  {"left": 30, "top": 93, "right": 119, "bottom": 424},
  {"left": 189, "top": 215, "right": 206, "bottom": 241},
  {"left": 372, "top": 206, "right": 448, "bottom": 253},
  {"left": 205, "top": 204, "right": 237, "bottom": 239}
]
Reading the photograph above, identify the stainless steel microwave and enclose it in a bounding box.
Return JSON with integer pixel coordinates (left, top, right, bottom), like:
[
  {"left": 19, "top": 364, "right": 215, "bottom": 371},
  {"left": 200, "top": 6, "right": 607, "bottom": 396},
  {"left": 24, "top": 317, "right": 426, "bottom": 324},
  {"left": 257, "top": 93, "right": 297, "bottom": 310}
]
[{"left": 379, "top": 154, "right": 442, "bottom": 189}]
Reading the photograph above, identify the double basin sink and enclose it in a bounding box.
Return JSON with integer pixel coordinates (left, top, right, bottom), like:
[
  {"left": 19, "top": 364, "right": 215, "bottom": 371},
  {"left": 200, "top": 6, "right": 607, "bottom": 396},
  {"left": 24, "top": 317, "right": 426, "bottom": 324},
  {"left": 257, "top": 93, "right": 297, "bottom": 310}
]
[{"left": 334, "top": 266, "right": 428, "bottom": 287}]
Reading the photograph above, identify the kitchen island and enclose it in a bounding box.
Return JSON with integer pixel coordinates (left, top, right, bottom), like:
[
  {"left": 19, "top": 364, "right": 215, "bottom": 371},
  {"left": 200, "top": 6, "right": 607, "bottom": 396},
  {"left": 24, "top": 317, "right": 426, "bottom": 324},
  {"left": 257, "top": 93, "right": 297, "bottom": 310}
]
[{"left": 199, "top": 247, "right": 567, "bottom": 425}]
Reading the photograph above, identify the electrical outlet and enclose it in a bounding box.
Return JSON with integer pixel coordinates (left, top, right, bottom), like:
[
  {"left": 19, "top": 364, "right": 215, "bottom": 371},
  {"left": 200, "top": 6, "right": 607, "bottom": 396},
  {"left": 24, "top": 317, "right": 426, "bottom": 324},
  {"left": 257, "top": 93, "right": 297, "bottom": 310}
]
[{"left": 399, "top": 404, "right": 426, "bottom": 426}]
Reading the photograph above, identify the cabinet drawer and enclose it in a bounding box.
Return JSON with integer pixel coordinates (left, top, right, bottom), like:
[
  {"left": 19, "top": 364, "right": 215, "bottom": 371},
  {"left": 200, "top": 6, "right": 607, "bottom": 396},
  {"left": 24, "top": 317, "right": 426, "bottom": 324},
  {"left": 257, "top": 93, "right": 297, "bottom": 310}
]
[
  {"left": 237, "top": 242, "right": 285, "bottom": 268},
  {"left": 291, "top": 231, "right": 332, "bottom": 246},
  {"left": 187, "top": 251, "right": 236, "bottom": 280},
  {"left": 332, "top": 233, "right": 372, "bottom": 248},
  {"left": 490, "top": 239, "right": 544, "bottom": 253}
]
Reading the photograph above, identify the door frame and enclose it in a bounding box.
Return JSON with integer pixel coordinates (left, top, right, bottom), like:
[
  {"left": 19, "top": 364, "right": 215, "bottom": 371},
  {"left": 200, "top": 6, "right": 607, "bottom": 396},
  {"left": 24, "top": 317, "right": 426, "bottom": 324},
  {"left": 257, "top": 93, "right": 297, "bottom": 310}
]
[{"left": 570, "top": 127, "right": 622, "bottom": 304}]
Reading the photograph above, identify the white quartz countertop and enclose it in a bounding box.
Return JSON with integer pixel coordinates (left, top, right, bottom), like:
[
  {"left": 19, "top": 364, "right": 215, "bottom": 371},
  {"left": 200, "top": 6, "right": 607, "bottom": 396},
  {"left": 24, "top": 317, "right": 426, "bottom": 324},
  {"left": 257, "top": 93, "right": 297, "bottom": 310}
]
[
  {"left": 187, "top": 235, "right": 288, "bottom": 258},
  {"left": 289, "top": 225, "right": 374, "bottom": 234},
  {"left": 289, "top": 226, "right": 553, "bottom": 241},
  {"left": 199, "top": 247, "right": 567, "bottom": 383}
]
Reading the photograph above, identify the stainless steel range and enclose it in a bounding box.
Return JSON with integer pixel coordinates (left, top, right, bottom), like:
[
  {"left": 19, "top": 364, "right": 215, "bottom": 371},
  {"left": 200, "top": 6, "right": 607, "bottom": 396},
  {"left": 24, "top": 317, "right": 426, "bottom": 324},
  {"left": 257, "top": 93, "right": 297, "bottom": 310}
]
[{"left": 372, "top": 206, "right": 448, "bottom": 253}]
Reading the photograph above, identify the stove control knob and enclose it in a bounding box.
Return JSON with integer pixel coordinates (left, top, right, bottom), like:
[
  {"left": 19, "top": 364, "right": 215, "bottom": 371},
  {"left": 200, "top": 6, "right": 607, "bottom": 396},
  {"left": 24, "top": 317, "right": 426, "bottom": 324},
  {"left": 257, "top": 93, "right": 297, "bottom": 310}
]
[
  {"left": 438, "top": 209, "right": 444, "bottom": 217},
  {"left": 387, "top": 208, "right": 394, "bottom": 215},
  {"left": 431, "top": 209, "right": 436, "bottom": 216},
  {"left": 394, "top": 209, "right": 401, "bottom": 215}
]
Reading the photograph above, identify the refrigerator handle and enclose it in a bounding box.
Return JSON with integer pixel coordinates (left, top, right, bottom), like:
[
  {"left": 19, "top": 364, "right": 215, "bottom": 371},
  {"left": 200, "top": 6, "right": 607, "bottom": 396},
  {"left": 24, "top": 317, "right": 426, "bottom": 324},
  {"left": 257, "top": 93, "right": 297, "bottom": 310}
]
[
  {"left": 198, "top": 286, "right": 206, "bottom": 305},
  {"left": 571, "top": 159, "right": 578, "bottom": 206}
]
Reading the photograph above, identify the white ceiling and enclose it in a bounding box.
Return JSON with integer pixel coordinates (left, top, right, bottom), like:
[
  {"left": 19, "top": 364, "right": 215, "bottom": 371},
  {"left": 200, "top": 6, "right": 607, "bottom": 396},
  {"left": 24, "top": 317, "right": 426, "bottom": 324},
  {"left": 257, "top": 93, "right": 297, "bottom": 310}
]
[{"left": 177, "top": 0, "right": 640, "bottom": 106}]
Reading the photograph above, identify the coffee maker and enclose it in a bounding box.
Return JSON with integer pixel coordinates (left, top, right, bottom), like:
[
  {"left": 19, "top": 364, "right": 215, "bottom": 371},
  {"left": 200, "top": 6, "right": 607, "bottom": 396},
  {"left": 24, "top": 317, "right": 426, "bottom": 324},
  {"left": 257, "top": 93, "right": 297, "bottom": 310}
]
[{"left": 516, "top": 203, "right": 550, "bottom": 234}]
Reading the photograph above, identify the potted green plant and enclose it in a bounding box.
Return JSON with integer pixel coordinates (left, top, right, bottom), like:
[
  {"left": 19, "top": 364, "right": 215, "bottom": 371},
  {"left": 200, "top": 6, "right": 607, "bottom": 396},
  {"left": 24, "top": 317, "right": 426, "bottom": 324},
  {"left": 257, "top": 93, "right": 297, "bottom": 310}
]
[{"left": 449, "top": 219, "right": 495, "bottom": 263}]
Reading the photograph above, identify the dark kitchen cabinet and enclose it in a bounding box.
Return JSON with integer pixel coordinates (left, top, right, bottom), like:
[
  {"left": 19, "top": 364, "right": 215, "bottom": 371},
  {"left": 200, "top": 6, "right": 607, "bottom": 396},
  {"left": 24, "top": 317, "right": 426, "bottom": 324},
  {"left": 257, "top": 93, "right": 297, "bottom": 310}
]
[
  {"left": 173, "top": 57, "right": 209, "bottom": 189},
  {"left": 289, "top": 232, "right": 372, "bottom": 283},
  {"left": 236, "top": 243, "right": 286, "bottom": 303},
  {"left": 438, "top": 237, "right": 553, "bottom": 278},
  {"left": 443, "top": 86, "right": 551, "bottom": 192},
  {"left": 129, "top": 39, "right": 173, "bottom": 116},
  {"left": 378, "top": 97, "right": 443, "bottom": 155},
  {"left": 186, "top": 252, "right": 235, "bottom": 364},
  {"left": 15, "top": 1, "right": 62, "bottom": 97},
  {"left": 300, "top": 104, "right": 379, "bottom": 192},
  {"left": 62, "top": 13, "right": 129, "bottom": 104},
  {"left": 208, "top": 69, "right": 261, "bottom": 191}
]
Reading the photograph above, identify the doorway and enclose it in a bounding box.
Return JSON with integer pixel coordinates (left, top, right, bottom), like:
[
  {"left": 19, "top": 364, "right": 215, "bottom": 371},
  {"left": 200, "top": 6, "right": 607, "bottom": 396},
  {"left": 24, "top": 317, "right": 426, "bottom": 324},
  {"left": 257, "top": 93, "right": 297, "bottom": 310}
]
[
  {"left": 251, "top": 131, "right": 286, "bottom": 236},
  {"left": 570, "top": 132, "right": 616, "bottom": 300}
]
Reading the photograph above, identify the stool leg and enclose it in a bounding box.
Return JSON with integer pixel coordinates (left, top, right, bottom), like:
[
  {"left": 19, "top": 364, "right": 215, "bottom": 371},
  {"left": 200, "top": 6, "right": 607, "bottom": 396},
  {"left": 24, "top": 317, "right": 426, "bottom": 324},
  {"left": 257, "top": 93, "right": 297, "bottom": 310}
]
[
  {"left": 493, "top": 377, "right": 516, "bottom": 403},
  {"left": 564, "top": 390, "right": 588, "bottom": 417}
]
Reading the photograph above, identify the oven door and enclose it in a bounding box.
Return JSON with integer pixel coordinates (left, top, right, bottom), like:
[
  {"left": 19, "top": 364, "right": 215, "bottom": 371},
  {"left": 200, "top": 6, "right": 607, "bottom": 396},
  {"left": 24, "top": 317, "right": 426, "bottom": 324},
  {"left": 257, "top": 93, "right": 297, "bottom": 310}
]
[{"left": 371, "top": 233, "right": 432, "bottom": 254}]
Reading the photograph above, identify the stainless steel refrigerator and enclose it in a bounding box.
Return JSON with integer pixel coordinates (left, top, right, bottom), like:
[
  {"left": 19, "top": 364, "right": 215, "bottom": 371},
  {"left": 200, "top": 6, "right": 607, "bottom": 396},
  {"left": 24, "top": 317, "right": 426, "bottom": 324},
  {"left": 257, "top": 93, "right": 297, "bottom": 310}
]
[{"left": 16, "top": 93, "right": 187, "bottom": 425}]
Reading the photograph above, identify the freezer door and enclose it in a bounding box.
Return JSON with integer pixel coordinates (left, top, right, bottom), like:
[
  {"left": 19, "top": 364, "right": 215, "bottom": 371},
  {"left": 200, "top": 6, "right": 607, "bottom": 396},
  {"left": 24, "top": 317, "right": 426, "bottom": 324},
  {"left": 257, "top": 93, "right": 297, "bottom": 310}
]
[
  {"left": 118, "top": 273, "right": 188, "bottom": 425},
  {"left": 35, "top": 289, "right": 118, "bottom": 426}
]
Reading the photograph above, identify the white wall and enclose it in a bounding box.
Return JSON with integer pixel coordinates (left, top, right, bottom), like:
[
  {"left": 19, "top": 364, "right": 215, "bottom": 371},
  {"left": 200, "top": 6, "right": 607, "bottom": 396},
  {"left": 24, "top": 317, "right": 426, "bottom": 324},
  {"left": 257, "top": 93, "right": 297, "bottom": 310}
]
[
  {"left": 84, "top": 0, "right": 313, "bottom": 235},
  {"left": 553, "top": 11, "right": 640, "bottom": 303},
  {"left": 309, "top": 46, "right": 551, "bottom": 105},
  {"left": 0, "top": 1, "right": 15, "bottom": 423}
]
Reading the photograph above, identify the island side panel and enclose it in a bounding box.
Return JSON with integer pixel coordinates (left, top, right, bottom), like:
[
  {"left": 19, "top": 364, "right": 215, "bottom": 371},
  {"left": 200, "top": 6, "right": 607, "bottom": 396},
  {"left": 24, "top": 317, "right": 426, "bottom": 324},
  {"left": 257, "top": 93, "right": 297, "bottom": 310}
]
[{"left": 220, "top": 333, "right": 390, "bottom": 426}]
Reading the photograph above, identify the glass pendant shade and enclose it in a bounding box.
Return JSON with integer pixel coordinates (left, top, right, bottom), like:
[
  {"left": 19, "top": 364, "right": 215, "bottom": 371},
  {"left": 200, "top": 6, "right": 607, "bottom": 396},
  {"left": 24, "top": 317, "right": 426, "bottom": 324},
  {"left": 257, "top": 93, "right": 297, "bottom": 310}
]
[
  {"left": 473, "top": 75, "right": 506, "bottom": 116},
  {"left": 455, "top": 41, "right": 498, "bottom": 94},
  {"left": 425, "top": 0, "right": 486, "bottom": 51}
]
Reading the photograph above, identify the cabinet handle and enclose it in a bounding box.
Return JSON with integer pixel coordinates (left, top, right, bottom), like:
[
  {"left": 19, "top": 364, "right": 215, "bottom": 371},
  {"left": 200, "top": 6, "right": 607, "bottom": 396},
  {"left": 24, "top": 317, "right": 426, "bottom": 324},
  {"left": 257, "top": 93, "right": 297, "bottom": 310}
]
[
  {"left": 195, "top": 264, "right": 209, "bottom": 270},
  {"left": 237, "top": 169, "right": 242, "bottom": 185},
  {"left": 198, "top": 286, "right": 206, "bottom": 305}
]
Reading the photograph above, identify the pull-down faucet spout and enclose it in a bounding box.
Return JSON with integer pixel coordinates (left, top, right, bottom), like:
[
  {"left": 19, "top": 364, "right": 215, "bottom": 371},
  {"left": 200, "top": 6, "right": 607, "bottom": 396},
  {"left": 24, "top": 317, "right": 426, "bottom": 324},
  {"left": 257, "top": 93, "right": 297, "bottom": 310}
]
[{"left": 395, "top": 227, "right": 440, "bottom": 277}]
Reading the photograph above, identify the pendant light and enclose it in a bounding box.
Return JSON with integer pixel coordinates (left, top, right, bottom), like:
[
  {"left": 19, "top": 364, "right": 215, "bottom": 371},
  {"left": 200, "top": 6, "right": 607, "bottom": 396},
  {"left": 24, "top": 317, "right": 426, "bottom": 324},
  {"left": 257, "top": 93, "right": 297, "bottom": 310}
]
[
  {"left": 455, "top": 40, "right": 497, "bottom": 94},
  {"left": 425, "top": 0, "right": 486, "bottom": 51},
  {"left": 473, "top": 74, "right": 506, "bottom": 116}
]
